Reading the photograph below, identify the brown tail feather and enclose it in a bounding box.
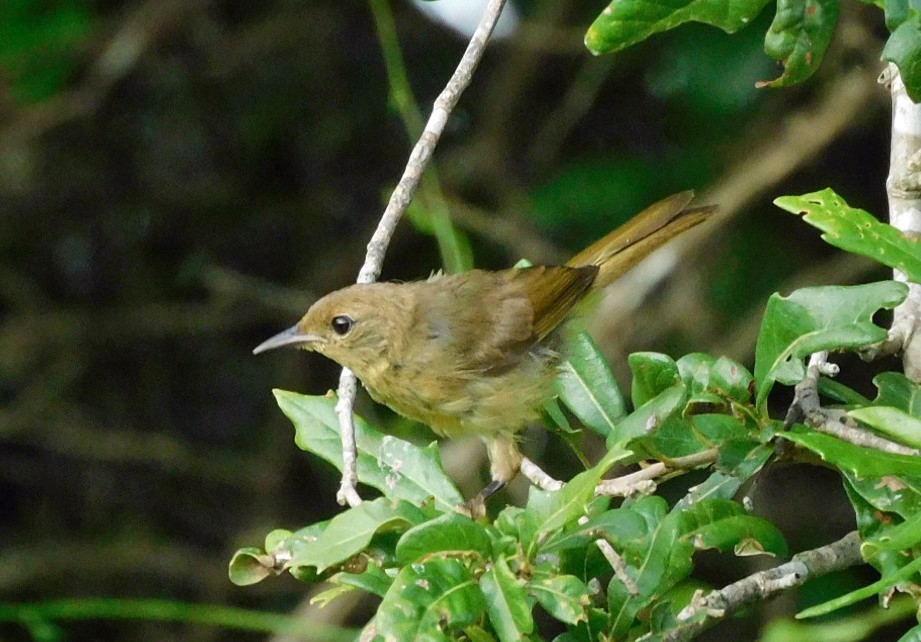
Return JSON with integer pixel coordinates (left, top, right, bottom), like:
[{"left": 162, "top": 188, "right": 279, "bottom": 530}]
[{"left": 566, "top": 191, "right": 717, "bottom": 289}]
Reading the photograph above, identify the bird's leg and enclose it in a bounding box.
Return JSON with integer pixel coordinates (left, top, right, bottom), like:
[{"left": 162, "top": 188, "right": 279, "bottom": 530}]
[{"left": 483, "top": 437, "right": 564, "bottom": 494}]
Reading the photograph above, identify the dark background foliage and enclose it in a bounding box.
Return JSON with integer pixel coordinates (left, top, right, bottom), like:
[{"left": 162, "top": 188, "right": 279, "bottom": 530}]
[{"left": 0, "top": 0, "right": 898, "bottom": 639}]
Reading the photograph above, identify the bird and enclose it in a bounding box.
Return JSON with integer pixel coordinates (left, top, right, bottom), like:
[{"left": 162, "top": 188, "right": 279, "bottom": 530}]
[{"left": 254, "top": 191, "right": 716, "bottom": 503}]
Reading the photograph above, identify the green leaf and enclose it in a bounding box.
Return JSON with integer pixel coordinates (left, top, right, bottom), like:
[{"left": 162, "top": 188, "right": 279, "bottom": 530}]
[
  {"left": 608, "top": 505, "right": 688, "bottom": 637},
  {"left": 761, "top": 0, "right": 839, "bottom": 87},
  {"left": 228, "top": 547, "right": 277, "bottom": 586},
  {"left": 395, "top": 513, "right": 492, "bottom": 564},
  {"left": 797, "top": 554, "right": 921, "bottom": 618},
  {"left": 862, "top": 509, "right": 921, "bottom": 559},
  {"left": 675, "top": 471, "right": 744, "bottom": 509},
  {"left": 558, "top": 331, "right": 627, "bottom": 436},
  {"left": 528, "top": 572, "right": 590, "bottom": 625},
  {"left": 844, "top": 471, "right": 921, "bottom": 521},
  {"left": 629, "top": 352, "right": 681, "bottom": 409},
  {"left": 781, "top": 430, "right": 921, "bottom": 477},
  {"left": 776, "top": 189, "right": 921, "bottom": 281},
  {"left": 849, "top": 406, "right": 921, "bottom": 449},
  {"left": 529, "top": 445, "right": 631, "bottom": 547},
  {"left": 481, "top": 557, "right": 534, "bottom": 641},
  {"left": 376, "top": 558, "right": 487, "bottom": 640},
  {"left": 709, "top": 356, "right": 755, "bottom": 404},
  {"left": 873, "top": 372, "right": 921, "bottom": 416},
  {"left": 884, "top": 14, "right": 921, "bottom": 103},
  {"left": 608, "top": 385, "right": 688, "bottom": 448},
  {"left": 753, "top": 282, "right": 907, "bottom": 409},
  {"left": 585, "top": 0, "right": 771, "bottom": 55},
  {"left": 683, "top": 505, "right": 789, "bottom": 557},
  {"left": 329, "top": 563, "right": 394, "bottom": 598},
  {"left": 289, "top": 498, "right": 425, "bottom": 573},
  {"left": 273, "top": 390, "right": 463, "bottom": 510}
]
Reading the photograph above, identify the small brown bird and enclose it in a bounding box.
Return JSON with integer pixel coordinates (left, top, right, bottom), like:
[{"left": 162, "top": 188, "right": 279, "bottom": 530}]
[{"left": 255, "top": 191, "right": 716, "bottom": 501}]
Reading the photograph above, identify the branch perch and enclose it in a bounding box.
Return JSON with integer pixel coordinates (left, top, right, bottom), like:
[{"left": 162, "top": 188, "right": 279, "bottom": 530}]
[
  {"left": 595, "top": 449, "right": 720, "bottom": 497},
  {"left": 785, "top": 353, "right": 920, "bottom": 456},
  {"left": 334, "top": 0, "right": 510, "bottom": 506},
  {"left": 654, "top": 531, "right": 863, "bottom": 642}
]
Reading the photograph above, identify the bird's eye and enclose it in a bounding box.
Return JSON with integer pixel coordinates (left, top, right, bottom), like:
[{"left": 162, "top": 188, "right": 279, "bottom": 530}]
[{"left": 331, "top": 315, "right": 355, "bottom": 336}]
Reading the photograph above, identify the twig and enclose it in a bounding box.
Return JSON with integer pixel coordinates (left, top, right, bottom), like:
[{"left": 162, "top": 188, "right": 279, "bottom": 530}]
[
  {"left": 786, "top": 353, "right": 921, "bottom": 456},
  {"left": 332, "top": 0, "right": 510, "bottom": 506},
  {"left": 654, "top": 531, "right": 863, "bottom": 642},
  {"left": 595, "top": 449, "right": 719, "bottom": 497},
  {"left": 595, "top": 539, "right": 639, "bottom": 595}
]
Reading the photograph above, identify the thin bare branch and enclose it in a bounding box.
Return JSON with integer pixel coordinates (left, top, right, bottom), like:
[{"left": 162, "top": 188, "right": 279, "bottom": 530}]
[
  {"left": 786, "top": 353, "right": 921, "bottom": 456},
  {"left": 595, "top": 449, "right": 720, "bottom": 497},
  {"left": 333, "top": 0, "right": 510, "bottom": 505},
  {"left": 655, "top": 531, "right": 863, "bottom": 642}
]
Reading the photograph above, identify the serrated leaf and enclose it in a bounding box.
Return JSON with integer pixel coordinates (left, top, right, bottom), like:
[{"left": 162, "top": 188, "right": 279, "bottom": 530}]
[
  {"left": 629, "top": 352, "right": 681, "bottom": 408},
  {"left": 753, "top": 282, "right": 907, "bottom": 409},
  {"left": 874, "top": 372, "right": 921, "bottom": 416},
  {"left": 585, "top": 0, "right": 771, "bottom": 55},
  {"left": 849, "top": 406, "right": 921, "bottom": 449},
  {"left": 761, "top": 0, "right": 839, "bottom": 87},
  {"left": 375, "top": 558, "right": 487, "bottom": 641},
  {"left": 395, "top": 513, "right": 491, "bottom": 564},
  {"left": 781, "top": 430, "right": 921, "bottom": 477},
  {"left": 528, "top": 572, "right": 590, "bottom": 625},
  {"left": 776, "top": 189, "right": 921, "bottom": 281},
  {"left": 289, "top": 498, "right": 425, "bottom": 573},
  {"left": 481, "top": 557, "right": 534, "bottom": 641},
  {"left": 273, "top": 390, "right": 463, "bottom": 510},
  {"left": 884, "top": 15, "right": 921, "bottom": 103},
  {"left": 557, "top": 331, "right": 627, "bottom": 436}
]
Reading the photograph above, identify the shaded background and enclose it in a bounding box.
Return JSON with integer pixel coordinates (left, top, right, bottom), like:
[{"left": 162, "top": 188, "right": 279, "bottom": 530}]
[{"left": 0, "top": 0, "right": 904, "bottom": 639}]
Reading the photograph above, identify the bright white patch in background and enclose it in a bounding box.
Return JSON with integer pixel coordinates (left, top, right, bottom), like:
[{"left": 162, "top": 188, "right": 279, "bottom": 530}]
[{"left": 410, "top": 0, "right": 520, "bottom": 40}]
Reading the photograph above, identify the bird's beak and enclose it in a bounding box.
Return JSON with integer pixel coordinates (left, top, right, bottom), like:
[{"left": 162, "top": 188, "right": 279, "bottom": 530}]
[{"left": 252, "top": 325, "right": 325, "bottom": 355}]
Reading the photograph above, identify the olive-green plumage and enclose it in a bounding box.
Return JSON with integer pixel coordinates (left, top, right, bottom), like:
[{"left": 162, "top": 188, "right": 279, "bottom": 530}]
[{"left": 255, "top": 191, "right": 716, "bottom": 495}]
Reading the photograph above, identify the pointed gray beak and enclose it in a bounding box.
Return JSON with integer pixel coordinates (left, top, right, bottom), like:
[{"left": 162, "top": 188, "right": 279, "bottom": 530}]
[{"left": 253, "top": 325, "right": 324, "bottom": 355}]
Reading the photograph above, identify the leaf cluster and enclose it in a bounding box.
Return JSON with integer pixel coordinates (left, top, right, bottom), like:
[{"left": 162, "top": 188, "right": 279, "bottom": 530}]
[
  {"left": 234, "top": 191, "right": 921, "bottom": 640},
  {"left": 583, "top": 0, "right": 921, "bottom": 99}
]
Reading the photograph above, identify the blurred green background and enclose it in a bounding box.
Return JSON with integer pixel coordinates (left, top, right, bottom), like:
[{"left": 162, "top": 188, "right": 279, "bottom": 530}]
[{"left": 0, "top": 0, "right": 904, "bottom": 640}]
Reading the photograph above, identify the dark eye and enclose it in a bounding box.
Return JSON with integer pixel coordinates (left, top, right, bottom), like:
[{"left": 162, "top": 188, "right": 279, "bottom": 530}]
[{"left": 331, "top": 315, "right": 355, "bottom": 336}]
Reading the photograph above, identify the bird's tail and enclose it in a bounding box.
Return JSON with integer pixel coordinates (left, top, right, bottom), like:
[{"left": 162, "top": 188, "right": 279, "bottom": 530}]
[{"left": 566, "top": 191, "right": 718, "bottom": 289}]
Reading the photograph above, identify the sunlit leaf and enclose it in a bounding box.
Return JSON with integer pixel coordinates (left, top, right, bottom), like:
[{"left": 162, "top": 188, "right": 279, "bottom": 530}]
[
  {"left": 289, "top": 498, "right": 425, "bottom": 572},
  {"left": 528, "top": 571, "right": 590, "bottom": 625},
  {"left": 558, "top": 330, "right": 627, "bottom": 436},
  {"left": 782, "top": 430, "right": 921, "bottom": 477},
  {"left": 376, "top": 558, "right": 487, "bottom": 639},
  {"left": 753, "top": 282, "right": 907, "bottom": 409},
  {"left": 585, "top": 0, "right": 771, "bottom": 55},
  {"left": 395, "top": 513, "right": 491, "bottom": 564},
  {"left": 274, "top": 390, "right": 463, "bottom": 510},
  {"left": 481, "top": 557, "right": 534, "bottom": 641},
  {"left": 776, "top": 189, "right": 921, "bottom": 280}
]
